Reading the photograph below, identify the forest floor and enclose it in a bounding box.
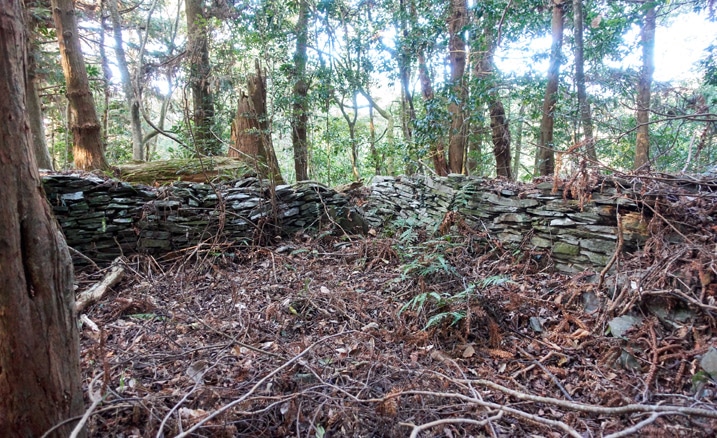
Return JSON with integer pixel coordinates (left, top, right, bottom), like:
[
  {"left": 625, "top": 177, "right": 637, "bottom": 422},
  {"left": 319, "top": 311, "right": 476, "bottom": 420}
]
[{"left": 76, "top": 212, "right": 717, "bottom": 437}]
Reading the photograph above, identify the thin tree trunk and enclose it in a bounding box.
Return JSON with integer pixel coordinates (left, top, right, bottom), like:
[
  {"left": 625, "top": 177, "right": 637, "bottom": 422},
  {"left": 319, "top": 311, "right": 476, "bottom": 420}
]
[
  {"left": 0, "top": 1, "right": 84, "bottom": 435},
  {"left": 360, "top": 87, "right": 395, "bottom": 175},
  {"left": 398, "top": 0, "right": 416, "bottom": 144},
  {"left": 186, "top": 0, "right": 218, "bottom": 155},
  {"left": 291, "top": 0, "right": 310, "bottom": 181},
  {"left": 573, "top": 0, "right": 596, "bottom": 161},
  {"left": 52, "top": 0, "right": 108, "bottom": 170},
  {"left": 417, "top": 51, "right": 449, "bottom": 176},
  {"left": 512, "top": 103, "right": 526, "bottom": 179},
  {"left": 25, "top": 19, "right": 53, "bottom": 169},
  {"left": 407, "top": 0, "right": 447, "bottom": 176},
  {"left": 475, "top": 32, "right": 512, "bottom": 179},
  {"left": 99, "top": 0, "right": 111, "bottom": 149},
  {"left": 635, "top": 2, "right": 655, "bottom": 170},
  {"left": 447, "top": 0, "right": 468, "bottom": 174},
  {"left": 108, "top": 0, "right": 143, "bottom": 161},
  {"left": 536, "top": 0, "right": 565, "bottom": 176}
]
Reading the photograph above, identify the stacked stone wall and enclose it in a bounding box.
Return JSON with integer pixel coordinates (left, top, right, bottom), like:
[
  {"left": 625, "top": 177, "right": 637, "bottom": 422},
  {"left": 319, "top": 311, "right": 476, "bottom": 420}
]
[{"left": 43, "top": 173, "right": 654, "bottom": 273}]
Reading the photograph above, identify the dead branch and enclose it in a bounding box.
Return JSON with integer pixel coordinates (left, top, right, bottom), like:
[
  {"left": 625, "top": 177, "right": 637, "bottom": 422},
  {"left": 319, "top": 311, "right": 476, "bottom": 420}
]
[
  {"left": 402, "top": 412, "right": 504, "bottom": 438},
  {"left": 76, "top": 258, "right": 126, "bottom": 312}
]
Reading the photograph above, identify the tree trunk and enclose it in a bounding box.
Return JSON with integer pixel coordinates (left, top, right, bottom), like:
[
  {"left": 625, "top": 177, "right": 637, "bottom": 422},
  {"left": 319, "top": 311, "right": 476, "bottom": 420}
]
[
  {"left": 292, "top": 0, "right": 310, "bottom": 181},
  {"left": 25, "top": 20, "right": 53, "bottom": 170},
  {"left": 99, "top": 0, "right": 111, "bottom": 149},
  {"left": 108, "top": 0, "right": 143, "bottom": 161},
  {"left": 336, "top": 94, "right": 360, "bottom": 181},
  {"left": 573, "top": 0, "right": 596, "bottom": 161},
  {"left": 536, "top": 0, "right": 565, "bottom": 176},
  {"left": 398, "top": 0, "right": 416, "bottom": 145},
  {"left": 447, "top": 0, "right": 468, "bottom": 174},
  {"left": 512, "top": 103, "right": 526, "bottom": 179},
  {"left": 634, "top": 2, "right": 655, "bottom": 171},
  {"left": 417, "top": 51, "right": 449, "bottom": 176},
  {"left": 475, "top": 32, "right": 512, "bottom": 180},
  {"left": 52, "top": 0, "right": 108, "bottom": 170},
  {"left": 230, "top": 62, "right": 284, "bottom": 184},
  {"left": 490, "top": 100, "right": 512, "bottom": 179},
  {"left": 360, "top": 88, "right": 395, "bottom": 175},
  {"left": 0, "top": 1, "right": 84, "bottom": 435},
  {"left": 186, "top": 0, "right": 218, "bottom": 156}
]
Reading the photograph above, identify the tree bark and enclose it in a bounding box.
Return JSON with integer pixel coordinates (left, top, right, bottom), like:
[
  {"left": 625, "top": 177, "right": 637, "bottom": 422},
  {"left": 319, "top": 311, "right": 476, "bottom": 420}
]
[
  {"left": 0, "top": 0, "right": 84, "bottom": 435},
  {"left": 417, "top": 50, "right": 449, "bottom": 176},
  {"left": 230, "top": 62, "right": 284, "bottom": 184},
  {"left": 475, "top": 32, "right": 512, "bottom": 180},
  {"left": 573, "top": 0, "right": 596, "bottom": 161},
  {"left": 186, "top": 0, "right": 219, "bottom": 155},
  {"left": 292, "top": 0, "right": 310, "bottom": 181},
  {"left": 108, "top": 0, "right": 143, "bottom": 161},
  {"left": 536, "top": 0, "right": 565, "bottom": 176},
  {"left": 360, "top": 88, "right": 395, "bottom": 175},
  {"left": 634, "top": 2, "right": 655, "bottom": 171},
  {"left": 52, "top": 0, "right": 108, "bottom": 170},
  {"left": 26, "top": 20, "right": 53, "bottom": 170},
  {"left": 512, "top": 103, "right": 526, "bottom": 179},
  {"left": 447, "top": 0, "right": 468, "bottom": 174},
  {"left": 398, "top": 0, "right": 416, "bottom": 145}
]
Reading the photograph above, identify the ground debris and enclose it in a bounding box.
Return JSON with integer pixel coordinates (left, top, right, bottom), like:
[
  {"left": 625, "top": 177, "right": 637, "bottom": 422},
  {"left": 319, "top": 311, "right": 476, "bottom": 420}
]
[{"left": 77, "top": 223, "right": 717, "bottom": 437}]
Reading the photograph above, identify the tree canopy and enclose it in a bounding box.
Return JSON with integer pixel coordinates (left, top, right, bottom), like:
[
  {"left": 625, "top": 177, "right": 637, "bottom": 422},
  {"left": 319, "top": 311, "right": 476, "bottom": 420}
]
[{"left": 28, "top": 0, "right": 717, "bottom": 182}]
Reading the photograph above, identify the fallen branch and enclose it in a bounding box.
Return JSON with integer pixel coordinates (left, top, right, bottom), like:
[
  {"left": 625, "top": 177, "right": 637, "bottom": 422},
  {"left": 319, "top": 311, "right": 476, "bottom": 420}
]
[
  {"left": 76, "top": 257, "right": 126, "bottom": 312},
  {"left": 402, "top": 412, "right": 504, "bottom": 438}
]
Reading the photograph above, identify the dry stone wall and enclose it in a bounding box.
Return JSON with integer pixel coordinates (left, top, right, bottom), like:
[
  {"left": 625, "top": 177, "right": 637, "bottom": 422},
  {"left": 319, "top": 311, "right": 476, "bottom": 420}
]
[
  {"left": 43, "top": 174, "right": 365, "bottom": 265},
  {"left": 43, "top": 173, "right": 650, "bottom": 273},
  {"left": 365, "top": 174, "right": 649, "bottom": 273}
]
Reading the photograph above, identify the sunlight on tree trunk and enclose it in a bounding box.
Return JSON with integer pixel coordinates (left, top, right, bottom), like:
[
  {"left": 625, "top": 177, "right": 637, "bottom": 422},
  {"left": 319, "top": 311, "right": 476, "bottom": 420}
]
[
  {"left": 0, "top": 1, "right": 84, "bottom": 434},
  {"left": 536, "top": 0, "right": 565, "bottom": 176},
  {"left": 635, "top": 2, "right": 656, "bottom": 171},
  {"left": 447, "top": 0, "right": 468, "bottom": 174},
  {"left": 52, "top": 0, "right": 108, "bottom": 170},
  {"left": 573, "top": 0, "right": 596, "bottom": 162}
]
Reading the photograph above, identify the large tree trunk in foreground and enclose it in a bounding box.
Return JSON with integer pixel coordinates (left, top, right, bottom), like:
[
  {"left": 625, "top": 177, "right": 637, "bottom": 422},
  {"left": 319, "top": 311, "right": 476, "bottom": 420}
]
[
  {"left": 634, "top": 2, "right": 656, "bottom": 171},
  {"left": 536, "top": 0, "right": 565, "bottom": 176},
  {"left": 230, "top": 62, "right": 284, "bottom": 184},
  {"left": 0, "top": 0, "right": 84, "bottom": 435},
  {"left": 447, "top": 0, "right": 468, "bottom": 174},
  {"left": 52, "top": 0, "right": 108, "bottom": 170}
]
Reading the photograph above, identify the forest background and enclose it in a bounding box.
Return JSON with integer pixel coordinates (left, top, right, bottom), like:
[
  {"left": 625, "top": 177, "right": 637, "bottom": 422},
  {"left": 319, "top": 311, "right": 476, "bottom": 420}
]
[{"left": 29, "top": 0, "right": 717, "bottom": 183}]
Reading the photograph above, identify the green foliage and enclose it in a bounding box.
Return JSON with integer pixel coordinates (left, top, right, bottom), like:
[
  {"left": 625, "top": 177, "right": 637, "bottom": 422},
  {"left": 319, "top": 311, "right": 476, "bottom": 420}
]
[{"left": 399, "top": 276, "right": 513, "bottom": 330}]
